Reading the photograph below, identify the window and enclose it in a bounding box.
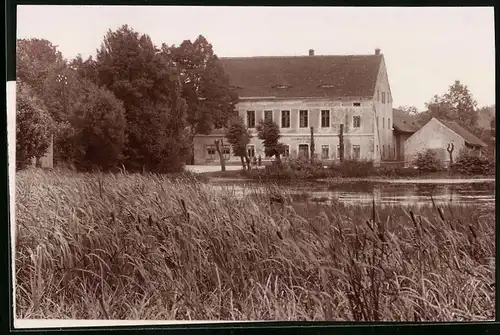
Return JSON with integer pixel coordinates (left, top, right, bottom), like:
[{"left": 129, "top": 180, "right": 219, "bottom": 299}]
[
  {"left": 394, "top": 147, "right": 396, "bottom": 158},
  {"left": 299, "top": 110, "right": 308, "bottom": 128},
  {"left": 381, "top": 92, "right": 386, "bottom": 104},
  {"left": 376, "top": 145, "right": 379, "bottom": 156},
  {"left": 353, "top": 145, "right": 360, "bottom": 159},
  {"left": 321, "top": 145, "right": 329, "bottom": 159},
  {"left": 281, "top": 110, "right": 291, "bottom": 128},
  {"left": 345, "top": 114, "right": 349, "bottom": 127},
  {"left": 377, "top": 117, "right": 379, "bottom": 128},
  {"left": 283, "top": 145, "right": 290, "bottom": 157},
  {"left": 388, "top": 118, "right": 391, "bottom": 129},
  {"left": 206, "top": 145, "right": 216, "bottom": 160},
  {"left": 247, "top": 145, "right": 255, "bottom": 158},
  {"left": 353, "top": 116, "right": 361, "bottom": 128},
  {"left": 382, "top": 117, "right": 385, "bottom": 129},
  {"left": 382, "top": 145, "right": 385, "bottom": 158},
  {"left": 264, "top": 110, "right": 273, "bottom": 122},
  {"left": 337, "top": 145, "right": 342, "bottom": 160},
  {"left": 353, "top": 102, "right": 361, "bottom": 107},
  {"left": 388, "top": 145, "right": 391, "bottom": 158},
  {"left": 377, "top": 90, "right": 380, "bottom": 101},
  {"left": 321, "top": 110, "right": 330, "bottom": 128},
  {"left": 247, "top": 111, "right": 255, "bottom": 128},
  {"left": 223, "top": 146, "right": 231, "bottom": 160},
  {"left": 298, "top": 144, "right": 309, "bottom": 158}
]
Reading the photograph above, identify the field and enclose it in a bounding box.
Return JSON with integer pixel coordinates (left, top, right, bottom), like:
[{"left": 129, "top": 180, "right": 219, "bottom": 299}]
[{"left": 15, "top": 168, "right": 495, "bottom": 321}]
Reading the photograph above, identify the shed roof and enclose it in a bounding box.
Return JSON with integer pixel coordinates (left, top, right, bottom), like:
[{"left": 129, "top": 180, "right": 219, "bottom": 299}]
[{"left": 392, "top": 109, "right": 421, "bottom": 133}]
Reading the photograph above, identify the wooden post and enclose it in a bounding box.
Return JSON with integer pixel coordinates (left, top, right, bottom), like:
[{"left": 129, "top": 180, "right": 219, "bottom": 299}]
[
  {"left": 447, "top": 143, "right": 454, "bottom": 174},
  {"left": 339, "top": 124, "right": 344, "bottom": 162},
  {"left": 310, "top": 126, "right": 315, "bottom": 163}
]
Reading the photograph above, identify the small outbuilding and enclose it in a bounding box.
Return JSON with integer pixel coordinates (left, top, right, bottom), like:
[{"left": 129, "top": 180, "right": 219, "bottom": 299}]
[{"left": 404, "top": 117, "right": 487, "bottom": 167}]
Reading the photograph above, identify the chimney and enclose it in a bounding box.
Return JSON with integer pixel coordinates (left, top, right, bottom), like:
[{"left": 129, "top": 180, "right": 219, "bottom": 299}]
[
  {"left": 309, "top": 49, "right": 314, "bottom": 56},
  {"left": 375, "top": 48, "right": 381, "bottom": 55}
]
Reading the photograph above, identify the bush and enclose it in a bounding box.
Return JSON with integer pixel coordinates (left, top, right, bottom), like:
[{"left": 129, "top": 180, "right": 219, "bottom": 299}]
[
  {"left": 453, "top": 149, "right": 494, "bottom": 176},
  {"left": 329, "top": 159, "right": 375, "bottom": 178},
  {"left": 70, "top": 82, "right": 127, "bottom": 172},
  {"left": 412, "top": 149, "right": 444, "bottom": 172},
  {"left": 16, "top": 81, "right": 55, "bottom": 170}
]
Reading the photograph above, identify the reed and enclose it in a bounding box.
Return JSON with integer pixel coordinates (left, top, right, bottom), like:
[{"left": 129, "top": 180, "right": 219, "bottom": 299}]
[{"left": 15, "top": 168, "right": 495, "bottom": 321}]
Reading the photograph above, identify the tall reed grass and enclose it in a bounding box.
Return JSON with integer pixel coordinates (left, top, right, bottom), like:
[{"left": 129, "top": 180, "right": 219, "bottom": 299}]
[{"left": 15, "top": 169, "right": 495, "bottom": 321}]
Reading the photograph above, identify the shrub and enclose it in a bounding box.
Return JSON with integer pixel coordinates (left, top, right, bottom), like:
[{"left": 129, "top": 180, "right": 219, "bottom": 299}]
[
  {"left": 453, "top": 149, "right": 494, "bottom": 176},
  {"left": 329, "top": 159, "right": 376, "bottom": 178},
  {"left": 16, "top": 81, "right": 55, "bottom": 170},
  {"left": 412, "top": 149, "right": 444, "bottom": 172}
]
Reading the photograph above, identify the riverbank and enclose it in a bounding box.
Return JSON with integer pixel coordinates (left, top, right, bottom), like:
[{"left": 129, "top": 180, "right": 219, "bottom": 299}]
[{"left": 188, "top": 167, "right": 495, "bottom": 184}]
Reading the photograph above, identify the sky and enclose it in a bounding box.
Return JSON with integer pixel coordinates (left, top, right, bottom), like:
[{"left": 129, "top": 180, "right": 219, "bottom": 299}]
[{"left": 17, "top": 6, "right": 495, "bottom": 110}]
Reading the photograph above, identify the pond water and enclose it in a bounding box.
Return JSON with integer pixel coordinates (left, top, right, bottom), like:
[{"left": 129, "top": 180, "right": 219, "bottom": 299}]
[{"left": 209, "top": 179, "right": 496, "bottom": 207}]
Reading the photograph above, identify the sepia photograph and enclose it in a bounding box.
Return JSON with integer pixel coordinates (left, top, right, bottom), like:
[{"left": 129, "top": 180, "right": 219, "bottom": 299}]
[{"left": 11, "top": 5, "right": 495, "bottom": 326}]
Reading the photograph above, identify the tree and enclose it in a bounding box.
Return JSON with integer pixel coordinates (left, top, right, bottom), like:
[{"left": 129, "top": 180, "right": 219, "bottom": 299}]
[
  {"left": 425, "top": 80, "right": 479, "bottom": 132},
  {"left": 93, "top": 25, "right": 190, "bottom": 172},
  {"left": 490, "top": 116, "right": 496, "bottom": 139},
  {"left": 170, "top": 35, "right": 239, "bottom": 163},
  {"left": 225, "top": 116, "right": 252, "bottom": 170},
  {"left": 396, "top": 105, "right": 419, "bottom": 115},
  {"left": 16, "top": 82, "right": 55, "bottom": 169},
  {"left": 256, "top": 118, "right": 285, "bottom": 163},
  {"left": 68, "top": 81, "right": 127, "bottom": 171}
]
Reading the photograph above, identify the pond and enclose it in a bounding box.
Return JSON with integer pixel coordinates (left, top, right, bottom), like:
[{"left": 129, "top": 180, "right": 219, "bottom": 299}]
[{"left": 209, "top": 178, "right": 496, "bottom": 207}]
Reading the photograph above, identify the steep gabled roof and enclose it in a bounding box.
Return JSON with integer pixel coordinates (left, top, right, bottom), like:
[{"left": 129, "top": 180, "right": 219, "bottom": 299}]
[
  {"left": 434, "top": 118, "right": 488, "bottom": 148},
  {"left": 392, "top": 109, "right": 420, "bottom": 133},
  {"left": 219, "top": 54, "right": 383, "bottom": 99}
]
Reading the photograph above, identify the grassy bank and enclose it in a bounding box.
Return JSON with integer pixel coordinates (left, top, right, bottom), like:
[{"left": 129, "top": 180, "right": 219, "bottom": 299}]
[{"left": 15, "top": 169, "right": 495, "bottom": 321}]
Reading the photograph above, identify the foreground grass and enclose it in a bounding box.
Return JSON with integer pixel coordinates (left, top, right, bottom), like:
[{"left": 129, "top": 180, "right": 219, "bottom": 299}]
[{"left": 15, "top": 169, "right": 495, "bottom": 321}]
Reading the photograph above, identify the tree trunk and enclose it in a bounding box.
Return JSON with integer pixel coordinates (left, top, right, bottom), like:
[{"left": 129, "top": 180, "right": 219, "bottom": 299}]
[
  {"left": 214, "top": 139, "right": 226, "bottom": 172},
  {"left": 245, "top": 155, "right": 251, "bottom": 171},
  {"left": 339, "top": 124, "right": 344, "bottom": 162}
]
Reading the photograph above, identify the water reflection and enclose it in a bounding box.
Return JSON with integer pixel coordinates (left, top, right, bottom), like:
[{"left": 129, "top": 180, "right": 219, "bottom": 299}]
[{"left": 209, "top": 180, "right": 495, "bottom": 207}]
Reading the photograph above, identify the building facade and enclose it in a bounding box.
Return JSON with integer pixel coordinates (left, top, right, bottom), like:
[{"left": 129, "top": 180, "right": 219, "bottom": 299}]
[
  {"left": 193, "top": 49, "right": 394, "bottom": 165},
  {"left": 404, "top": 117, "right": 487, "bottom": 167}
]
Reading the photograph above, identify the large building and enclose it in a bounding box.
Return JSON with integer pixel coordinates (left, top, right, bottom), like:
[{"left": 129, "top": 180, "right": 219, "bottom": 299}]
[{"left": 193, "top": 48, "right": 394, "bottom": 165}]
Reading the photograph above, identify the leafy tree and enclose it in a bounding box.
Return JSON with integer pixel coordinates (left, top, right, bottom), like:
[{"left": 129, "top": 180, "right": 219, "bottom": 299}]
[
  {"left": 396, "top": 105, "right": 419, "bottom": 115},
  {"left": 170, "top": 35, "right": 238, "bottom": 162},
  {"left": 425, "top": 80, "right": 479, "bottom": 132},
  {"left": 256, "top": 118, "right": 285, "bottom": 163},
  {"left": 93, "top": 25, "right": 190, "bottom": 172},
  {"left": 16, "top": 82, "right": 55, "bottom": 169},
  {"left": 69, "top": 81, "right": 127, "bottom": 171},
  {"left": 225, "top": 116, "right": 252, "bottom": 170}
]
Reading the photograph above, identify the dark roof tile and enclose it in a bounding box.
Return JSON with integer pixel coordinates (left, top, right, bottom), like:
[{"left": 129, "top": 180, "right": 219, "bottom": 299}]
[{"left": 435, "top": 118, "right": 487, "bottom": 148}]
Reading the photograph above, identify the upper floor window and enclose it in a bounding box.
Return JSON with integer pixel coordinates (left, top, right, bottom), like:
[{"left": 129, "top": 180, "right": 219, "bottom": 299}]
[
  {"left": 353, "top": 116, "right": 361, "bottom": 128},
  {"left": 299, "top": 110, "right": 308, "bottom": 128},
  {"left": 281, "top": 110, "right": 291, "bottom": 128},
  {"left": 377, "top": 90, "right": 380, "bottom": 101},
  {"left": 382, "top": 117, "right": 385, "bottom": 129},
  {"left": 353, "top": 102, "right": 361, "bottom": 107},
  {"left": 381, "top": 92, "right": 386, "bottom": 104},
  {"left": 321, "top": 110, "right": 330, "bottom": 128},
  {"left": 388, "top": 118, "right": 391, "bottom": 129},
  {"left": 264, "top": 110, "right": 273, "bottom": 122},
  {"left": 247, "top": 111, "right": 255, "bottom": 128}
]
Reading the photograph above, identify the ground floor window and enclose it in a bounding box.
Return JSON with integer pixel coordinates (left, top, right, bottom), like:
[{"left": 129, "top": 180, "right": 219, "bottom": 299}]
[
  {"left": 283, "top": 145, "right": 290, "bottom": 157},
  {"left": 321, "top": 145, "right": 329, "bottom": 159},
  {"left": 223, "top": 145, "right": 231, "bottom": 160},
  {"left": 206, "top": 145, "right": 216, "bottom": 161},
  {"left": 247, "top": 145, "right": 255, "bottom": 158},
  {"left": 352, "top": 145, "right": 361, "bottom": 159},
  {"left": 298, "top": 144, "right": 309, "bottom": 158}
]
